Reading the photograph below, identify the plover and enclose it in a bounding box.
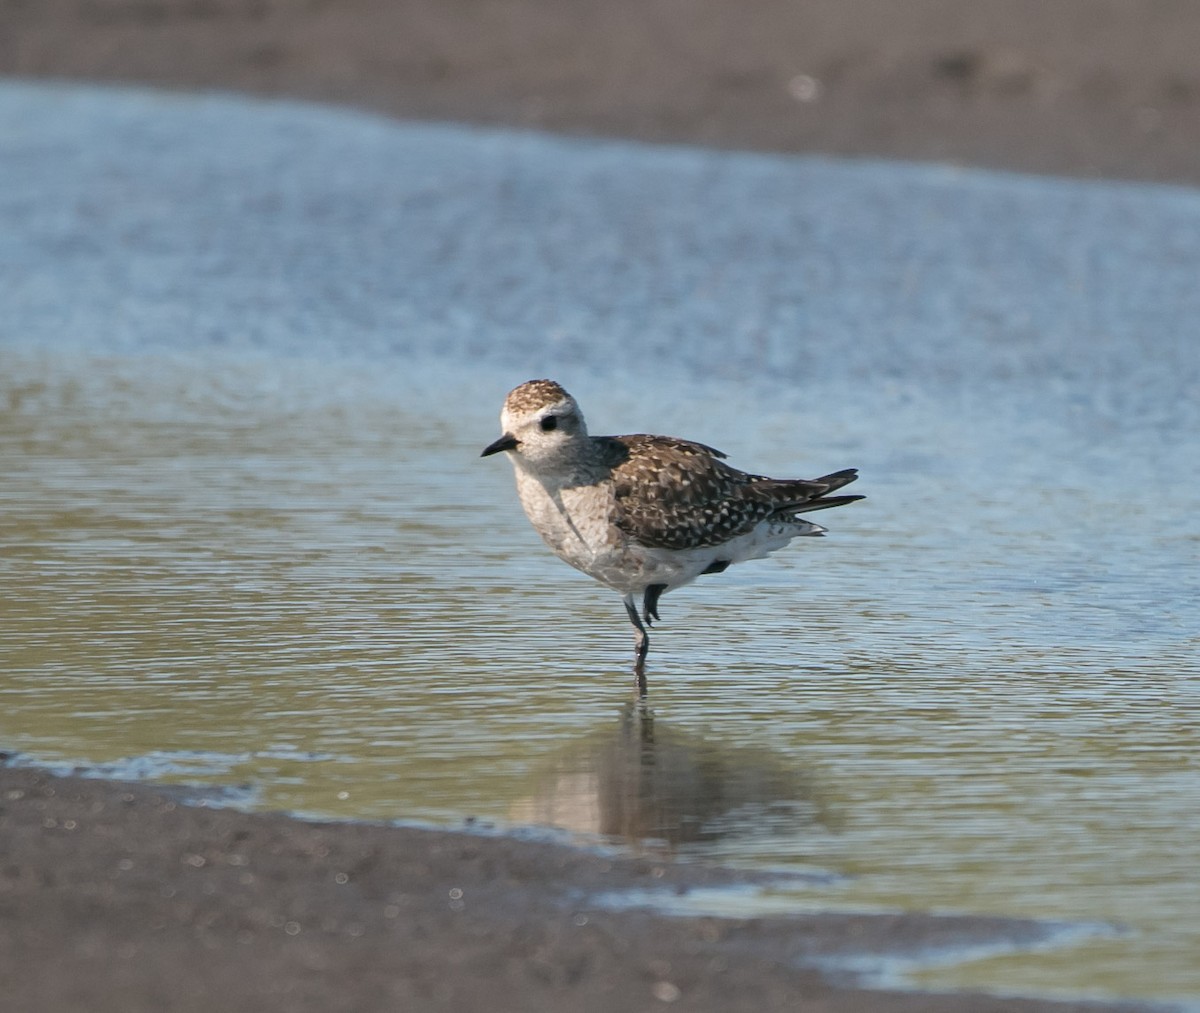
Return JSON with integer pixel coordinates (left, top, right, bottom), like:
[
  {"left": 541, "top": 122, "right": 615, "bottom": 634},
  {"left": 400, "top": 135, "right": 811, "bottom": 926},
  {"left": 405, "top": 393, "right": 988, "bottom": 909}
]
[{"left": 482, "top": 379, "right": 863, "bottom": 692}]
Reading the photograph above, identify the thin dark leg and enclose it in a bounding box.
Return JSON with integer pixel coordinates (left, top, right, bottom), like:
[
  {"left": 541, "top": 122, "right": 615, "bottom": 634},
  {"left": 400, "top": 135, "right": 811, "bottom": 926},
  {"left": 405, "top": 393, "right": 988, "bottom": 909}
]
[
  {"left": 623, "top": 594, "right": 649, "bottom": 696},
  {"left": 642, "top": 583, "right": 667, "bottom": 625}
]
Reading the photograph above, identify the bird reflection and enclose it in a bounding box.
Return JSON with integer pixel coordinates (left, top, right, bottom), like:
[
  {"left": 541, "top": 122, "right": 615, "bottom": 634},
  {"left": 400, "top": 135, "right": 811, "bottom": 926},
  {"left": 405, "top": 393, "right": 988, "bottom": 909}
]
[{"left": 511, "top": 702, "right": 824, "bottom": 853}]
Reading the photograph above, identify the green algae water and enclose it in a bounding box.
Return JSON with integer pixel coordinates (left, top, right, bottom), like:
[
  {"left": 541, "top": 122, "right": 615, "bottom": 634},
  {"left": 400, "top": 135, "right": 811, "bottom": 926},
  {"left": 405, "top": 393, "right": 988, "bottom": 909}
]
[{"left": 1, "top": 349, "right": 1195, "bottom": 1005}]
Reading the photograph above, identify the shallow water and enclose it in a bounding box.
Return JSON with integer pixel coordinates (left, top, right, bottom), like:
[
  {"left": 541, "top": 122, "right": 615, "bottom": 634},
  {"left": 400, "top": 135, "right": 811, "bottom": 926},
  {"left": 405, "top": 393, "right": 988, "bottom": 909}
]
[
  {"left": 2, "top": 82, "right": 1199, "bottom": 1005},
  {"left": 2, "top": 349, "right": 1196, "bottom": 1003}
]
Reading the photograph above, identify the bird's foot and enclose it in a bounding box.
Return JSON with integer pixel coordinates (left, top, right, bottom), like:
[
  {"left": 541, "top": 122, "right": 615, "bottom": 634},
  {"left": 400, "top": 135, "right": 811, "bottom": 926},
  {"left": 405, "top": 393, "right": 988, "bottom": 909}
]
[{"left": 642, "top": 583, "right": 666, "bottom": 626}]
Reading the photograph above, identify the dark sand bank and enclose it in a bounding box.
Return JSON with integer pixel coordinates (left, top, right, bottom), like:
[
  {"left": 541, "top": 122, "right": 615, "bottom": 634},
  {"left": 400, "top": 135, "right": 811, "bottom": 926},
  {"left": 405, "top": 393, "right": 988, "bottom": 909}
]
[
  {"left": 0, "top": 764, "right": 1169, "bottom": 1013},
  {"left": 3, "top": 0, "right": 1200, "bottom": 186}
]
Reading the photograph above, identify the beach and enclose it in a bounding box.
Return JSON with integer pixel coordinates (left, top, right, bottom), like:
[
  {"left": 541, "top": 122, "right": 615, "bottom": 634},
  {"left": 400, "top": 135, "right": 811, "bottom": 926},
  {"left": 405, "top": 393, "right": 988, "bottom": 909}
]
[
  {"left": 0, "top": 764, "right": 1167, "bottom": 1013},
  {"left": 4, "top": 0, "right": 1200, "bottom": 186}
]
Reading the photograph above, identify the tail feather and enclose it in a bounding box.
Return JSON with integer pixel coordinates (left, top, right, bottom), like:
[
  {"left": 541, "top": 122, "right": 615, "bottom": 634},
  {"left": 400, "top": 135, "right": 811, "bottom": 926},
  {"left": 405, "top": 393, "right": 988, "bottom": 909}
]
[
  {"left": 795, "top": 468, "right": 862, "bottom": 514},
  {"left": 756, "top": 467, "right": 863, "bottom": 515},
  {"left": 813, "top": 468, "right": 860, "bottom": 493},
  {"left": 792, "top": 493, "right": 865, "bottom": 514}
]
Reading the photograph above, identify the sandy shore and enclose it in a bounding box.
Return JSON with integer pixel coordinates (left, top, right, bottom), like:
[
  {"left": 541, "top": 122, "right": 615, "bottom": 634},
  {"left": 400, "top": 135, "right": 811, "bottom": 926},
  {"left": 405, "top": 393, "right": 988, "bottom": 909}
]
[
  {"left": 0, "top": 764, "right": 1168, "bottom": 1013},
  {"left": 3, "top": 0, "right": 1200, "bottom": 186},
  {"left": 1, "top": 2, "right": 1195, "bottom": 1010}
]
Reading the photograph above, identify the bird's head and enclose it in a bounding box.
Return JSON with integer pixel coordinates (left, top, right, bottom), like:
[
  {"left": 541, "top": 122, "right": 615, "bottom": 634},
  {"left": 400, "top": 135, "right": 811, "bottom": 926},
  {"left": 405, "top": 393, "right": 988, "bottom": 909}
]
[{"left": 481, "top": 379, "right": 590, "bottom": 472}]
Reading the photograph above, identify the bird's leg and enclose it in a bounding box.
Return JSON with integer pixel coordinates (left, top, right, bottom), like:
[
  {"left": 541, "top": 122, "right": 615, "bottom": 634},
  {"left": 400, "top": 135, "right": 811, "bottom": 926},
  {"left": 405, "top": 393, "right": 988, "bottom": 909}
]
[
  {"left": 642, "top": 583, "right": 667, "bottom": 626},
  {"left": 623, "top": 594, "right": 649, "bottom": 696}
]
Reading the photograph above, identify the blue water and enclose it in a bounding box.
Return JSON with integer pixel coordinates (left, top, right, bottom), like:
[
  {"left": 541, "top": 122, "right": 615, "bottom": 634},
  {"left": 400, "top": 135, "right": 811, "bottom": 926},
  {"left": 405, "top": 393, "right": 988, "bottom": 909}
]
[{"left": 1, "top": 81, "right": 1198, "bottom": 1005}]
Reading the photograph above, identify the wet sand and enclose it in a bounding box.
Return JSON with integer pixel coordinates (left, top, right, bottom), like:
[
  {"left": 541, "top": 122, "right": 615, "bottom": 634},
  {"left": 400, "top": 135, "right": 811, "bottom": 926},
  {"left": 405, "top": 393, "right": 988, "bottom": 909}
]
[
  {"left": 1, "top": 2, "right": 1195, "bottom": 1010},
  {"left": 4, "top": 0, "right": 1200, "bottom": 186},
  {"left": 0, "top": 764, "right": 1167, "bottom": 1012}
]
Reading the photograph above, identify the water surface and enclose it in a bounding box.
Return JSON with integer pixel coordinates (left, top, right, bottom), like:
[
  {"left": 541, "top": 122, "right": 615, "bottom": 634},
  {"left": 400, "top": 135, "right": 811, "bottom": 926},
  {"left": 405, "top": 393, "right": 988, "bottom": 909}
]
[
  {"left": 1, "top": 82, "right": 1198, "bottom": 1005},
  {"left": 3, "top": 348, "right": 1195, "bottom": 1003}
]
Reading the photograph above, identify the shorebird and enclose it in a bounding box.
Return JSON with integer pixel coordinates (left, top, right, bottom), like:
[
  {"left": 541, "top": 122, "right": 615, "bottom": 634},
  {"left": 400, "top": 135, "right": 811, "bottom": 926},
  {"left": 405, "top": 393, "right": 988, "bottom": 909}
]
[{"left": 482, "top": 379, "right": 863, "bottom": 692}]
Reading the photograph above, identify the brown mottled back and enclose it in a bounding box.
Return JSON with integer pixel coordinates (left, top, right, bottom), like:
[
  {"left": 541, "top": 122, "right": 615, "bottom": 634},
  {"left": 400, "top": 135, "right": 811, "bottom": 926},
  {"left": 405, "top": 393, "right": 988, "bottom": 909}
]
[{"left": 601, "top": 434, "right": 854, "bottom": 551}]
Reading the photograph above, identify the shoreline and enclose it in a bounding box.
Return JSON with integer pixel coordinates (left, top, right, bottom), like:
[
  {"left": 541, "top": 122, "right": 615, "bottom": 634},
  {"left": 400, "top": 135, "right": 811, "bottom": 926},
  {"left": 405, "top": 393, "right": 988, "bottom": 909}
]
[
  {"left": 3, "top": 0, "right": 1200, "bottom": 188},
  {"left": 0, "top": 761, "right": 1169, "bottom": 1013}
]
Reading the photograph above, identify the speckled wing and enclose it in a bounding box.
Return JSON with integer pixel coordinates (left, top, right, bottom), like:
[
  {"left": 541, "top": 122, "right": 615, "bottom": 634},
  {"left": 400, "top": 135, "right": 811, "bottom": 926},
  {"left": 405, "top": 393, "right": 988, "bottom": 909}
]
[{"left": 598, "top": 434, "right": 854, "bottom": 551}]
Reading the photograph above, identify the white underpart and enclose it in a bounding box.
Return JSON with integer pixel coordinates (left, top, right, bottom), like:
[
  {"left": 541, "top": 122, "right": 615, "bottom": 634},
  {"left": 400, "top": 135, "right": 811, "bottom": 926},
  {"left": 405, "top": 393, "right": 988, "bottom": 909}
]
[{"left": 512, "top": 464, "right": 824, "bottom": 598}]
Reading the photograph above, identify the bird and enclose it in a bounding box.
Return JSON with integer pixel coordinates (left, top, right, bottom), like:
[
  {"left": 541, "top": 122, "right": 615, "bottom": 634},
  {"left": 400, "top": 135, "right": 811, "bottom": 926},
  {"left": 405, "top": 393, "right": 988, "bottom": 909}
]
[{"left": 481, "top": 379, "right": 863, "bottom": 692}]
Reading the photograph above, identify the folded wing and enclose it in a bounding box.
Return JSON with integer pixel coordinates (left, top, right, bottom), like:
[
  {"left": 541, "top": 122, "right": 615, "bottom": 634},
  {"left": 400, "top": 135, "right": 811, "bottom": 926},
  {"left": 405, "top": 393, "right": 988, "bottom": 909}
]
[{"left": 600, "top": 435, "right": 862, "bottom": 551}]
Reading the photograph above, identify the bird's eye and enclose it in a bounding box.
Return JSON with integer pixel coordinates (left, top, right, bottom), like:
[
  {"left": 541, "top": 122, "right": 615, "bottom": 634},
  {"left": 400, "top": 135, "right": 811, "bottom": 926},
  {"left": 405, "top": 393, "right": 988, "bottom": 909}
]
[{"left": 539, "top": 415, "right": 559, "bottom": 432}]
